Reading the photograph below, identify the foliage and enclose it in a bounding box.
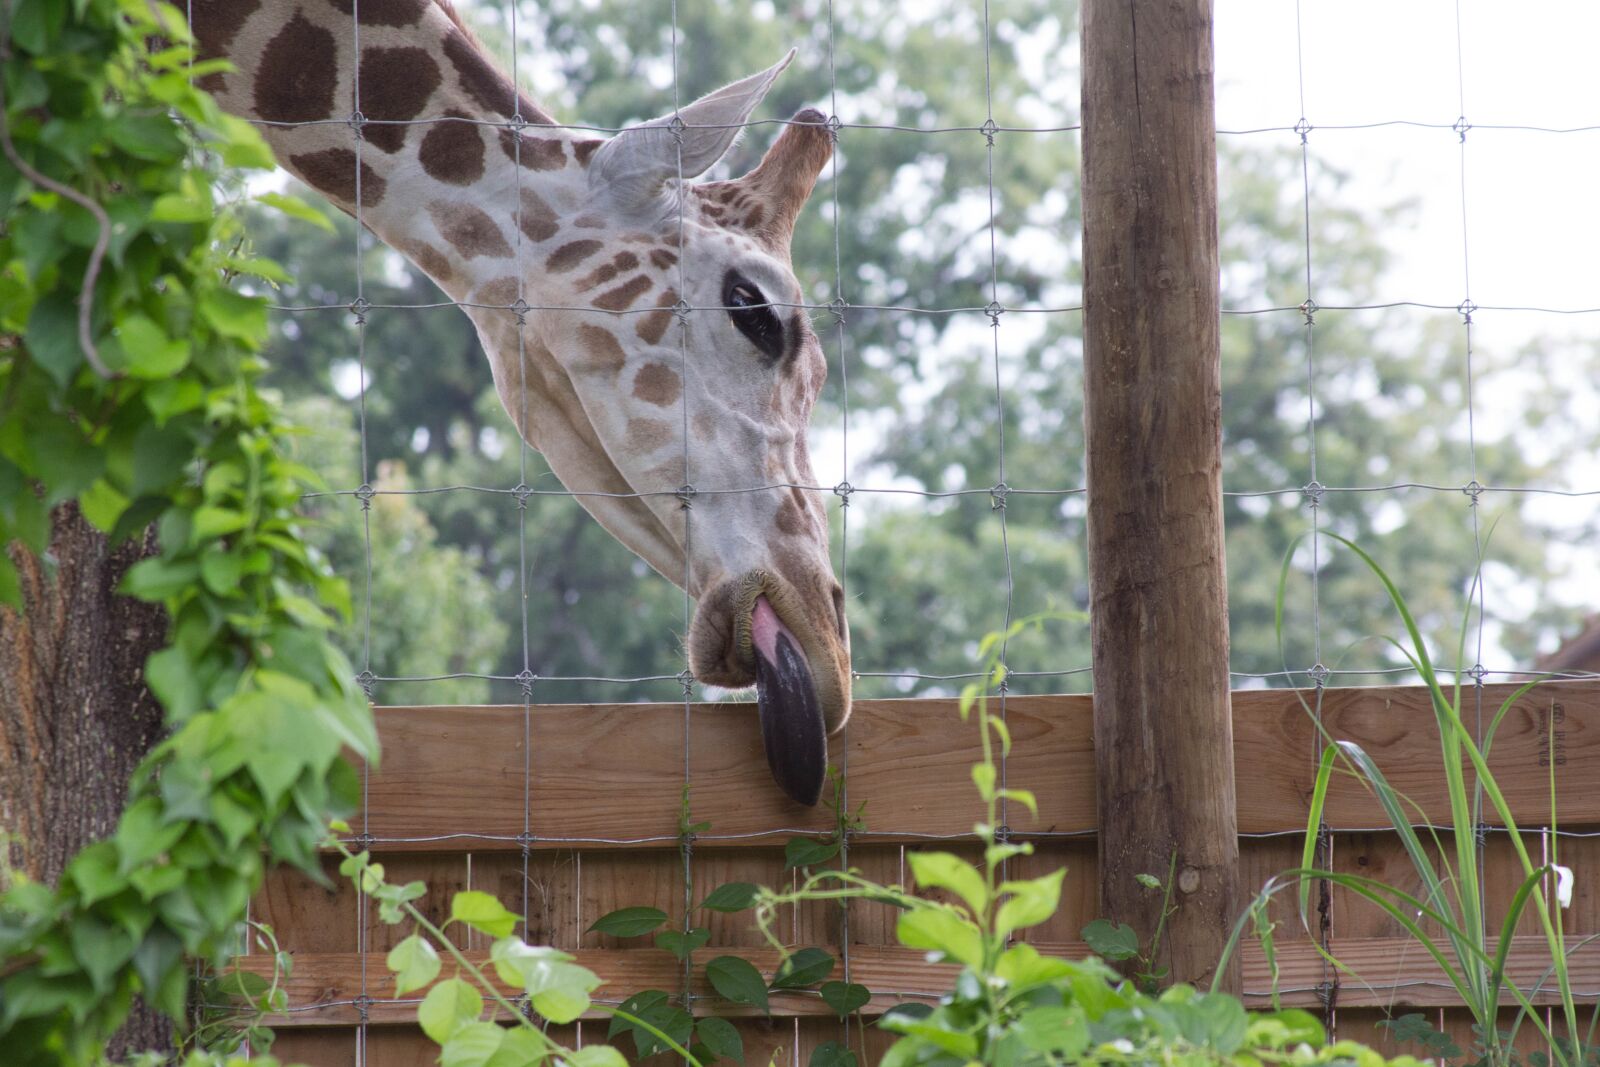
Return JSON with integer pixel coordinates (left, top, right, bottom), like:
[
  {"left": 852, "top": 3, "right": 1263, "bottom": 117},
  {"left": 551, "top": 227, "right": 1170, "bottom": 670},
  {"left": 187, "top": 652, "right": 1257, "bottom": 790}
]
[
  {"left": 1254, "top": 535, "right": 1596, "bottom": 1065},
  {"left": 0, "top": 1, "right": 374, "bottom": 1061}
]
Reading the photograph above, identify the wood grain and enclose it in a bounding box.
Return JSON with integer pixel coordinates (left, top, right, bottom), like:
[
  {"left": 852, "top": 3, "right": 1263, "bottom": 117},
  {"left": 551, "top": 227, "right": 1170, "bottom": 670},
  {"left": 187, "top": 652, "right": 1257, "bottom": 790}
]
[
  {"left": 347, "top": 681, "right": 1600, "bottom": 849},
  {"left": 235, "top": 934, "right": 1600, "bottom": 1026}
]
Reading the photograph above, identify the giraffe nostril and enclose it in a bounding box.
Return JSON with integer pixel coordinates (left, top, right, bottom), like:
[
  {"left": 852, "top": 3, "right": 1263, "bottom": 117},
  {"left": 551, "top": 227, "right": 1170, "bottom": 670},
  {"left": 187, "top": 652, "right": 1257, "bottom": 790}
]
[{"left": 830, "top": 583, "right": 847, "bottom": 643}]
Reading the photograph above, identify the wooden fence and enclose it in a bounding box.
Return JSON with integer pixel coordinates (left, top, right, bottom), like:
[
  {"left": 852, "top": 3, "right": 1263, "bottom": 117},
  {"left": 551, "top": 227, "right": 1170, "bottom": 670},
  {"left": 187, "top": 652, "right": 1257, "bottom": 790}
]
[{"left": 240, "top": 679, "right": 1600, "bottom": 1065}]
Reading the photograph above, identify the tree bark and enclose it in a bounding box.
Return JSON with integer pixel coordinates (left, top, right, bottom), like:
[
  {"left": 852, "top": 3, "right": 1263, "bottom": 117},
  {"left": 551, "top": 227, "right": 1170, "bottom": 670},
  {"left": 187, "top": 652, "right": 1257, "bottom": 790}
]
[
  {"left": 0, "top": 503, "right": 174, "bottom": 1056},
  {"left": 1081, "top": 0, "right": 1240, "bottom": 989}
]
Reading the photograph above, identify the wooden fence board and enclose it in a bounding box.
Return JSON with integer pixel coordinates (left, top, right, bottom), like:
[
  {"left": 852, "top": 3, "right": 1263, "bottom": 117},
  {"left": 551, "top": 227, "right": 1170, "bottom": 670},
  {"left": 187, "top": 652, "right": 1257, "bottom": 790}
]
[
  {"left": 350, "top": 682, "right": 1599, "bottom": 849},
  {"left": 236, "top": 934, "right": 1600, "bottom": 1027}
]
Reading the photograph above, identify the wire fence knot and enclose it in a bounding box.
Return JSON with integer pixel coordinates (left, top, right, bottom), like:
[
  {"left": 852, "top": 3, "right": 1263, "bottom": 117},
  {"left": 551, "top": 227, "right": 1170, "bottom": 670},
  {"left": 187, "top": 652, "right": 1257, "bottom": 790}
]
[
  {"left": 1308, "top": 662, "right": 1330, "bottom": 688},
  {"left": 1468, "top": 663, "right": 1487, "bottom": 685},
  {"left": 509, "top": 112, "right": 528, "bottom": 133},
  {"left": 1453, "top": 116, "right": 1472, "bottom": 142},
  {"left": 347, "top": 110, "right": 367, "bottom": 132},
  {"left": 671, "top": 297, "right": 693, "bottom": 323},
  {"left": 515, "top": 668, "right": 536, "bottom": 700},
  {"left": 989, "top": 482, "right": 1010, "bottom": 511},
  {"left": 1463, "top": 479, "right": 1485, "bottom": 506},
  {"left": 985, "top": 300, "right": 1005, "bottom": 326},
  {"left": 1293, "top": 117, "right": 1313, "bottom": 144},
  {"left": 510, "top": 297, "right": 530, "bottom": 326},
  {"left": 355, "top": 669, "right": 376, "bottom": 699},
  {"left": 511, "top": 483, "right": 532, "bottom": 510},
  {"left": 667, "top": 114, "right": 688, "bottom": 143},
  {"left": 352, "top": 994, "right": 372, "bottom": 1023},
  {"left": 355, "top": 482, "right": 376, "bottom": 510},
  {"left": 676, "top": 668, "right": 695, "bottom": 698},
  {"left": 675, "top": 484, "right": 697, "bottom": 510},
  {"left": 1301, "top": 480, "right": 1325, "bottom": 509},
  {"left": 825, "top": 113, "right": 844, "bottom": 142},
  {"left": 833, "top": 481, "right": 855, "bottom": 507},
  {"left": 828, "top": 296, "right": 848, "bottom": 326},
  {"left": 349, "top": 297, "right": 371, "bottom": 325},
  {"left": 1299, "top": 298, "right": 1318, "bottom": 326},
  {"left": 1457, "top": 299, "right": 1478, "bottom": 324}
]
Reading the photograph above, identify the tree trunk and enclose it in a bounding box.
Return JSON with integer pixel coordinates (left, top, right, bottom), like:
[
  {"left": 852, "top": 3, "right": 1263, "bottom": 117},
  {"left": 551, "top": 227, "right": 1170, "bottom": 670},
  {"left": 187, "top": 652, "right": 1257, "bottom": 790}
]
[
  {"left": 1080, "top": 0, "right": 1240, "bottom": 990},
  {"left": 0, "top": 503, "right": 174, "bottom": 1056}
]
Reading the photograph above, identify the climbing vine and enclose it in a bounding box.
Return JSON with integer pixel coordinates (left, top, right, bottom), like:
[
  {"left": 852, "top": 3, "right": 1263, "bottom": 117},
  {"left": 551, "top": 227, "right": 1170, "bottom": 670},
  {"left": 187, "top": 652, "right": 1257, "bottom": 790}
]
[{"left": 0, "top": 1, "right": 374, "bottom": 1062}]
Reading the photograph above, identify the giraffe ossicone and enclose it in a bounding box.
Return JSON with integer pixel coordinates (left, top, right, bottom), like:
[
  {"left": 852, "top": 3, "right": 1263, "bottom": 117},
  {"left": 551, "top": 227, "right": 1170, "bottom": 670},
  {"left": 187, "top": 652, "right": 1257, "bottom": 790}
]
[{"left": 195, "top": 0, "right": 849, "bottom": 805}]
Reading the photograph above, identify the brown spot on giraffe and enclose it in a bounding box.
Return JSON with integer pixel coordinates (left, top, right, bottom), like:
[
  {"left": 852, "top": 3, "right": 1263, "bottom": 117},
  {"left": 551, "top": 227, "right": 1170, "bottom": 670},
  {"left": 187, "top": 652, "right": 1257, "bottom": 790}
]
[
  {"left": 636, "top": 288, "right": 679, "bottom": 345},
  {"left": 519, "top": 187, "right": 560, "bottom": 243},
  {"left": 744, "top": 203, "right": 765, "bottom": 229},
  {"left": 626, "top": 418, "right": 676, "bottom": 454},
  {"left": 428, "top": 200, "right": 512, "bottom": 259},
  {"left": 397, "top": 240, "right": 454, "bottom": 286},
  {"left": 575, "top": 251, "right": 640, "bottom": 293},
  {"left": 289, "top": 148, "right": 387, "bottom": 207},
  {"left": 701, "top": 203, "right": 726, "bottom": 219},
  {"left": 254, "top": 13, "right": 338, "bottom": 124},
  {"left": 573, "top": 214, "right": 606, "bottom": 229},
  {"left": 326, "top": 0, "right": 428, "bottom": 26},
  {"left": 573, "top": 139, "right": 603, "bottom": 166},
  {"left": 473, "top": 277, "right": 521, "bottom": 308},
  {"left": 419, "top": 110, "right": 487, "bottom": 185},
  {"left": 631, "top": 362, "right": 682, "bottom": 407},
  {"left": 575, "top": 323, "right": 628, "bottom": 375},
  {"left": 546, "top": 240, "right": 602, "bottom": 273},
  {"left": 692, "top": 412, "right": 719, "bottom": 443},
  {"left": 498, "top": 129, "right": 566, "bottom": 171},
  {"left": 358, "top": 47, "right": 441, "bottom": 153},
  {"left": 190, "top": 0, "right": 260, "bottom": 90},
  {"left": 444, "top": 27, "right": 518, "bottom": 119},
  {"left": 648, "top": 249, "right": 678, "bottom": 271},
  {"left": 593, "top": 275, "right": 652, "bottom": 313}
]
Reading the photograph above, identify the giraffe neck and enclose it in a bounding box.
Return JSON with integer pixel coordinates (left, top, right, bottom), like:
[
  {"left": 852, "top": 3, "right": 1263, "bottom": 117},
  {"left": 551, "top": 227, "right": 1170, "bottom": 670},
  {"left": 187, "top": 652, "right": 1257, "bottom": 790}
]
[{"left": 194, "top": 0, "right": 601, "bottom": 303}]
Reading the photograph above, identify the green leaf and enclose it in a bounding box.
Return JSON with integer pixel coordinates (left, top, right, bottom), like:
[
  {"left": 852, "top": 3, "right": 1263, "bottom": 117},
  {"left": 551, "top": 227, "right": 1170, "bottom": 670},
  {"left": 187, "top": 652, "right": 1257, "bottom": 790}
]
[
  {"left": 784, "top": 836, "right": 841, "bottom": 869},
  {"left": 994, "top": 869, "right": 1064, "bottom": 938},
  {"left": 23, "top": 292, "right": 83, "bottom": 388},
  {"left": 438, "top": 1020, "right": 504, "bottom": 1067},
  {"left": 819, "top": 980, "right": 871, "bottom": 1017},
  {"left": 488, "top": 938, "right": 599, "bottom": 1023},
  {"left": 198, "top": 288, "right": 268, "bottom": 344},
  {"left": 705, "top": 955, "right": 770, "bottom": 1014},
  {"left": 907, "top": 851, "right": 988, "bottom": 915},
  {"left": 1134, "top": 873, "right": 1162, "bottom": 890},
  {"left": 78, "top": 478, "right": 129, "bottom": 533},
  {"left": 808, "top": 1041, "right": 857, "bottom": 1067},
  {"left": 418, "top": 977, "right": 481, "bottom": 1045},
  {"left": 695, "top": 1015, "right": 744, "bottom": 1063},
  {"left": 1014, "top": 1005, "right": 1088, "bottom": 1056},
  {"left": 587, "top": 906, "right": 668, "bottom": 938},
  {"left": 895, "top": 907, "right": 984, "bottom": 968},
  {"left": 971, "top": 762, "right": 996, "bottom": 800},
  {"left": 995, "top": 943, "right": 1075, "bottom": 989},
  {"left": 450, "top": 890, "right": 519, "bottom": 938},
  {"left": 1081, "top": 918, "right": 1139, "bottom": 961},
  {"left": 771, "top": 947, "right": 834, "bottom": 990},
  {"left": 700, "top": 882, "right": 760, "bottom": 912},
  {"left": 66, "top": 841, "right": 124, "bottom": 906},
  {"left": 654, "top": 927, "right": 709, "bottom": 960},
  {"left": 564, "top": 1046, "right": 629, "bottom": 1067},
  {"left": 114, "top": 314, "right": 190, "bottom": 378},
  {"left": 257, "top": 191, "right": 337, "bottom": 232},
  {"left": 387, "top": 933, "right": 440, "bottom": 995}
]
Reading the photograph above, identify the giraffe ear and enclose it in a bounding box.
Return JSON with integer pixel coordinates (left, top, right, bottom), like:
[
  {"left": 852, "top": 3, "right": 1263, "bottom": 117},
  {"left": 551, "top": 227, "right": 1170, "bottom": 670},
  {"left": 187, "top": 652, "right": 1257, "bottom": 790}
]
[{"left": 588, "top": 50, "right": 796, "bottom": 213}]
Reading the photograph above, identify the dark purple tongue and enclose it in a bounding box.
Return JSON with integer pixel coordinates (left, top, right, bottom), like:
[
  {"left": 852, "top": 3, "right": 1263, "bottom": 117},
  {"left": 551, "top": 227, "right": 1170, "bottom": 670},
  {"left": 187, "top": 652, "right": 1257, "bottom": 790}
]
[{"left": 754, "top": 625, "right": 827, "bottom": 807}]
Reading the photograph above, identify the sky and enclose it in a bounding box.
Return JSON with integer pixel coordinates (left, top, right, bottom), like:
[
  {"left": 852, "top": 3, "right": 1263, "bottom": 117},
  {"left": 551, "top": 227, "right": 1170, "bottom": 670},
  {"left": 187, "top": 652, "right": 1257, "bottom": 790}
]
[{"left": 1212, "top": 0, "right": 1600, "bottom": 652}]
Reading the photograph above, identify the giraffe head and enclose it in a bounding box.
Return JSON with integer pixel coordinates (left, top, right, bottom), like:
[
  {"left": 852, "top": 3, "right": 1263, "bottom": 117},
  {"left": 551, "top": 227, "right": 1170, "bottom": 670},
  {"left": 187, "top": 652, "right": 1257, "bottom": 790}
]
[{"left": 498, "top": 54, "right": 847, "bottom": 805}]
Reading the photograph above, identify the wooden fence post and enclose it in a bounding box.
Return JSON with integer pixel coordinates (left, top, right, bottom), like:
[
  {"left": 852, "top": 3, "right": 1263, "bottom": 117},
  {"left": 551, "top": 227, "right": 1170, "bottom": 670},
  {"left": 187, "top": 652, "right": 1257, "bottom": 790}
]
[{"left": 1080, "top": 0, "right": 1239, "bottom": 990}]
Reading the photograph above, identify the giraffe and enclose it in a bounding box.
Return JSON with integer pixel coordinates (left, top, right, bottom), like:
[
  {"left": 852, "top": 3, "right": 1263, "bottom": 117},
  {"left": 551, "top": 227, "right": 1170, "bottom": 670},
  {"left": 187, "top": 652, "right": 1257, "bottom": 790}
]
[{"left": 191, "top": 0, "right": 848, "bottom": 806}]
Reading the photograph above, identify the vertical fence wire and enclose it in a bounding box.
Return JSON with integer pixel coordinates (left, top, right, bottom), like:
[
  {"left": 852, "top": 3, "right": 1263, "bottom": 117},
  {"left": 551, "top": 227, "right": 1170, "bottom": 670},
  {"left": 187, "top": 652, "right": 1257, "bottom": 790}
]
[{"left": 191, "top": 0, "right": 1600, "bottom": 1050}]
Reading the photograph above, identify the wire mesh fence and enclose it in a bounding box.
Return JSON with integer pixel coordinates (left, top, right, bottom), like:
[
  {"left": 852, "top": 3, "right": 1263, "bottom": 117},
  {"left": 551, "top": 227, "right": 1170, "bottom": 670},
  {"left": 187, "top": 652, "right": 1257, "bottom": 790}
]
[{"left": 190, "top": 0, "right": 1600, "bottom": 1058}]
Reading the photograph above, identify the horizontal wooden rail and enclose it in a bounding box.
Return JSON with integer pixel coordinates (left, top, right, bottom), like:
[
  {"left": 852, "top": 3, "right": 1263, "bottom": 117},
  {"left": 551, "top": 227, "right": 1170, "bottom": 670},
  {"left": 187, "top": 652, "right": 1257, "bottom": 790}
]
[
  {"left": 347, "top": 681, "right": 1597, "bottom": 847},
  {"left": 236, "top": 935, "right": 1600, "bottom": 1025}
]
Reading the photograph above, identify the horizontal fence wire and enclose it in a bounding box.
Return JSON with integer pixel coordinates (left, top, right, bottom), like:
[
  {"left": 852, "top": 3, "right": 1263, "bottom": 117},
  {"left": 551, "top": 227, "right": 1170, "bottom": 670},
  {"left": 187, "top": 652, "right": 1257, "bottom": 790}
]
[{"left": 195, "top": 0, "right": 1600, "bottom": 1055}]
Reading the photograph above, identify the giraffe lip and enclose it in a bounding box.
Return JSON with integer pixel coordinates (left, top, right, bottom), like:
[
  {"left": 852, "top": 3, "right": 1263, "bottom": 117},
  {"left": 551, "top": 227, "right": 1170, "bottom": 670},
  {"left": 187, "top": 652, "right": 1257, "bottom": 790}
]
[{"left": 753, "top": 599, "right": 827, "bottom": 806}]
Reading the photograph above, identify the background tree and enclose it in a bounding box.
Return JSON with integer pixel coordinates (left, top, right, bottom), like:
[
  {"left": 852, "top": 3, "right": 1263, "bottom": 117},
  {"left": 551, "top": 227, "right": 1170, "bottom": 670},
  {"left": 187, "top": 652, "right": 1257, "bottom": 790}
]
[{"left": 251, "top": 0, "right": 1595, "bottom": 708}]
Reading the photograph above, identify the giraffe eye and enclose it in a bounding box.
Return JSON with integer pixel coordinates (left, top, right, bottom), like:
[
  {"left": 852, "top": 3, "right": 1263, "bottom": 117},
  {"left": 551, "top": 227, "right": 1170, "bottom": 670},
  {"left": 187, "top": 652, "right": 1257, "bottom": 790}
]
[{"left": 723, "top": 272, "right": 785, "bottom": 361}]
